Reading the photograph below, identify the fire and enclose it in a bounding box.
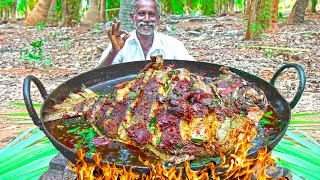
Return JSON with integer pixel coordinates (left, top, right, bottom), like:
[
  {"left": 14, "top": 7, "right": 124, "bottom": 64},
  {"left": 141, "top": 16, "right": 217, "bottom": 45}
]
[{"left": 69, "top": 123, "right": 285, "bottom": 179}]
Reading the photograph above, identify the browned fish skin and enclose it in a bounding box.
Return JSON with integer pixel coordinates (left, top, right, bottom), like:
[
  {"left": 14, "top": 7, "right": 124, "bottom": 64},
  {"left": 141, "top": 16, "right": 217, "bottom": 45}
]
[{"left": 46, "top": 56, "right": 268, "bottom": 164}]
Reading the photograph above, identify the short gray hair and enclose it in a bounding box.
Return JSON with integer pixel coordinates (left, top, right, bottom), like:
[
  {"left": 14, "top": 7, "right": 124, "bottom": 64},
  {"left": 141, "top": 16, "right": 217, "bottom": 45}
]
[{"left": 130, "top": 0, "right": 161, "bottom": 16}]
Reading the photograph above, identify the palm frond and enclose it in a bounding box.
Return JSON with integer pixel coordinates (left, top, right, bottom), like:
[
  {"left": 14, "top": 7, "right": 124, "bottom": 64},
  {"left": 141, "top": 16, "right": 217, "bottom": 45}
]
[
  {"left": 0, "top": 126, "right": 58, "bottom": 180},
  {"left": 273, "top": 112, "right": 320, "bottom": 180}
]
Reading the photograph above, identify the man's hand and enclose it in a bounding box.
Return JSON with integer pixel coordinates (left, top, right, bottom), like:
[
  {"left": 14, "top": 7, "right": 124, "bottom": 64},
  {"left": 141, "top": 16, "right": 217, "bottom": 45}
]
[{"left": 108, "top": 21, "right": 130, "bottom": 53}]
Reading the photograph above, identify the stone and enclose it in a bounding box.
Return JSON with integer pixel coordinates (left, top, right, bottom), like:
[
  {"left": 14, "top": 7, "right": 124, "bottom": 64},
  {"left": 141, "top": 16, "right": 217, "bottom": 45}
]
[
  {"left": 63, "top": 165, "right": 77, "bottom": 180},
  {"left": 49, "top": 153, "right": 68, "bottom": 171},
  {"left": 39, "top": 169, "right": 64, "bottom": 180}
]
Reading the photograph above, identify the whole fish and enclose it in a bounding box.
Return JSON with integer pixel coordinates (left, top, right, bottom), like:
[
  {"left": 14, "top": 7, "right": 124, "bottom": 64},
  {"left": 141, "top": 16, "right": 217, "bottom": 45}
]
[{"left": 45, "top": 56, "right": 267, "bottom": 164}]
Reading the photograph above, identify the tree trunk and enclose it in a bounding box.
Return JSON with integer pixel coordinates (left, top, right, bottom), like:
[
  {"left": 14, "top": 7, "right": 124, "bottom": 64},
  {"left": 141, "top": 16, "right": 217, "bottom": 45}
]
[
  {"left": 5, "top": 8, "right": 10, "bottom": 21},
  {"left": 119, "top": 0, "right": 134, "bottom": 31},
  {"left": 306, "top": 0, "right": 312, "bottom": 12},
  {"left": 60, "top": 0, "right": 67, "bottom": 26},
  {"left": 215, "top": 1, "right": 222, "bottom": 14},
  {"left": 25, "top": 0, "right": 52, "bottom": 26},
  {"left": 287, "top": 0, "right": 309, "bottom": 24},
  {"left": 245, "top": 0, "right": 276, "bottom": 40},
  {"left": 271, "top": 0, "right": 279, "bottom": 23},
  {"left": 83, "top": 0, "right": 101, "bottom": 25},
  {"left": 245, "top": 0, "right": 256, "bottom": 39},
  {"left": 11, "top": 2, "right": 17, "bottom": 22},
  {"left": 245, "top": 0, "right": 250, "bottom": 15},
  {"left": 46, "top": 0, "right": 58, "bottom": 26},
  {"left": 100, "top": 0, "right": 106, "bottom": 23},
  {"left": 230, "top": 0, "right": 235, "bottom": 15},
  {"left": 222, "top": 2, "right": 228, "bottom": 14},
  {"left": 61, "top": 0, "right": 81, "bottom": 26},
  {"left": 24, "top": 0, "right": 28, "bottom": 18}
]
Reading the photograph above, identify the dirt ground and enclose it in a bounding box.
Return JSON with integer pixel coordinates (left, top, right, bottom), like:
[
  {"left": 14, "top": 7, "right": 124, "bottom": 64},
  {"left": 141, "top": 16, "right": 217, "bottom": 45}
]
[{"left": 0, "top": 13, "right": 319, "bottom": 149}]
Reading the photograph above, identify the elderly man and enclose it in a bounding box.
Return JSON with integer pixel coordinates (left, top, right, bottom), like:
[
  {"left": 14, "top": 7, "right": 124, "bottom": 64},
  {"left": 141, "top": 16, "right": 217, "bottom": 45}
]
[{"left": 97, "top": 0, "right": 194, "bottom": 67}]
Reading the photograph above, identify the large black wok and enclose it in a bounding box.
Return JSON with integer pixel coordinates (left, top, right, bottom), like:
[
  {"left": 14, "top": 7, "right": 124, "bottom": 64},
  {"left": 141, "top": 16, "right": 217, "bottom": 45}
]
[{"left": 23, "top": 60, "right": 306, "bottom": 174}]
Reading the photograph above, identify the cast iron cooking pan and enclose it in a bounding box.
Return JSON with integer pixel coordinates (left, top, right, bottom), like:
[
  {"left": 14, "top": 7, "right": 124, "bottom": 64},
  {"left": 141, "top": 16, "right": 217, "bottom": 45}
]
[{"left": 23, "top": 60, "right": 306, "bottom": 173}]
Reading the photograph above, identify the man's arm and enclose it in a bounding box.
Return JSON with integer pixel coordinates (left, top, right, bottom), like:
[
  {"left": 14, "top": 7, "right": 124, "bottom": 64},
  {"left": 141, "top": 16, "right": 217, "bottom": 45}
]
[{"left": 96, "top": 49, "right": 118, "bottom": 68}]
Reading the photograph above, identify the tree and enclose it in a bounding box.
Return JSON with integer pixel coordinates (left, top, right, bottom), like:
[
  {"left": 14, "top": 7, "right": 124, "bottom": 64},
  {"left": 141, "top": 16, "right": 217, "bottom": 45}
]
[
  {"left": 287, "top": 0, "right": 309, "bottom": 24},
  {"left": 100, "top": 0, "right": 106, "bottom": 23},
  {"left": 11, "top": 1, "right": 17, "bottom": 22},
  {"left": 60, "top": 0, "right": 81, "bottom": 26},
  {"left": 46, "top": 0, "right": 58, "bottom": 26},
  {"left": 230, "top": 0, "right": 235, "bottom": 15},
  {"left": 60, "top": 0, "right": 67, "bottom": 26},
  {"left": 119, "top": 0, "right": 134, "bottom": 31},
  {"left": 244, "top": 0, "right": 274, "bottom": 40},
  {"left": 24, "top": 0, "right": 28, "bottom": 18},
  {"left": 25, "top": 0, "right": 52, "bottom": 26},
  {"left": 83, "top": 0, "right": 101, "bottom": 25}
]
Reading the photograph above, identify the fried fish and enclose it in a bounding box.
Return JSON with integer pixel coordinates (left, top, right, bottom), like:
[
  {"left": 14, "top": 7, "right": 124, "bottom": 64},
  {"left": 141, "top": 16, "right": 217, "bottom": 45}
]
[{"left": 45, "top": 56, "right": 268, "bottom": 164}]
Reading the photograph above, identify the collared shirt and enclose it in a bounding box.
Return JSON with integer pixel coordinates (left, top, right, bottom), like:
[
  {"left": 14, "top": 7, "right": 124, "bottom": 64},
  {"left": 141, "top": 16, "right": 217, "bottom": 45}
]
[{"left": 99, "top": 30, "right": 194, "bottom": 65}]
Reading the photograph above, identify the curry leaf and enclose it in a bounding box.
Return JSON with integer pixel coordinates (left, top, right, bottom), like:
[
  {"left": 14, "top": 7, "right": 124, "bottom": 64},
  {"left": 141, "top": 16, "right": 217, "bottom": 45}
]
[
  {"left": 68, "top": 127, "right": 80, "bottom": 133},
  {"left": 191, "top": 138, "right": 206, "bottom": 143},
  {"left": 128, "top": 92, "right": 138, "bottom": 99},
  {"left": 149, "top": 116, "right": 156, "bottom": 127},
  {"left": 264, "top": 110, "right": 273, "bottom": 118}
]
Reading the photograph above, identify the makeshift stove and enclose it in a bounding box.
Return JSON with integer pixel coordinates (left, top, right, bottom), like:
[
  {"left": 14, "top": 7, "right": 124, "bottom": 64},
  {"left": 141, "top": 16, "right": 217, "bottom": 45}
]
[
  {"left": 39, "top": 152, "right": 292, "bottom": 180},
  {"left": 39, "top": 154, "right": 76, "bottom": 180}
]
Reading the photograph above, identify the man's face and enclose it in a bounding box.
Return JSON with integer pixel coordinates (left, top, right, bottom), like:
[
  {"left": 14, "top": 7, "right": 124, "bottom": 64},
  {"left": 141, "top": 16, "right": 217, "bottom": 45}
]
[{"left": 131, "top": 0, "right": 160, "bottom": 36}]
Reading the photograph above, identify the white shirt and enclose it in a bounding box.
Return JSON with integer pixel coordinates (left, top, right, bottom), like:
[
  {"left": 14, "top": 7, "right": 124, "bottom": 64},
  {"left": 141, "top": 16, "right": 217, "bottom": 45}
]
[{"left": 99, "top": 30, "right": 194, "bottom": 65}]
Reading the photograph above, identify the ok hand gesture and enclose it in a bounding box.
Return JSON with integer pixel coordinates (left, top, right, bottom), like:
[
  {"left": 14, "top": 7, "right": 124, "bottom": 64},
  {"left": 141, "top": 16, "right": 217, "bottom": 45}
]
[{"left": 107, "top": 21, "right": 130, "bottom": 53}]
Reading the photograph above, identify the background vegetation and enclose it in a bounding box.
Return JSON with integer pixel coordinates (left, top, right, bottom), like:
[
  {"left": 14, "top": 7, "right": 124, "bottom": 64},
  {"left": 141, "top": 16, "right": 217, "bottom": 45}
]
[{"left": 0, "top": 0, "right": 319, "bottom": 39}]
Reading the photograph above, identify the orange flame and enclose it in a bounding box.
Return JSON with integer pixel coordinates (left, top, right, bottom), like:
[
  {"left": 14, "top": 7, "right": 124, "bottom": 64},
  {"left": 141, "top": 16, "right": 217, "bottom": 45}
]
[{"left": 69, "top": 123, "right": 285, "bottom": 179}]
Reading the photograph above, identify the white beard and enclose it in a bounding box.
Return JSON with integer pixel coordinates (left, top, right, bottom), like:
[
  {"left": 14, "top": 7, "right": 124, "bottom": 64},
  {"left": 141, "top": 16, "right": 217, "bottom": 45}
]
[{"left": 134, "top": 21, "right": 157, "bottom": 36}]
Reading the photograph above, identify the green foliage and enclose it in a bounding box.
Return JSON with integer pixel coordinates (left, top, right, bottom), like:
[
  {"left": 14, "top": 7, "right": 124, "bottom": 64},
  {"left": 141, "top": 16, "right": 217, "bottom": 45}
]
[
  {"left": 235, "top": 0, "right": 244, "bottom": 9},
  {"left": 265, "top": 51, "right": 273, "bottom": 57},
  {"left": 278, "top": 11, "right": 287, "bottom": 22},
  {"left": 16, "top": 0, "right": 26, "bottom": 16},
  {"left": 106, "top": 0, "right": 120, "bottom": 21},
  {"left": 91, "top": 29, "right": 102, "bottom": 35},
  {"left": 36, "top": 21, "right": 46, "bottom": 30},
  {"left": 20, "top": 40, "right": 43, "bottom": 61},
  {"left": 19, "top": 39, "right": 52, "bottom": 68},
  {"left": 162, "top": 0, "right": 184, "bottom": 14},
  {"left": 161, "top": 0, "right": 216, "bottom": 15},
  {"left": 0, "top": 0, "right": 14, "bottom": 8},
  {"left": 63, "top": 38, "right": 73, "bottom": 49},
  {"left": 249, "top": 0, "right": 273, "bottom": 39},
  {"left": 193, "top": 0, "right": 216, "bottom": 16}
]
